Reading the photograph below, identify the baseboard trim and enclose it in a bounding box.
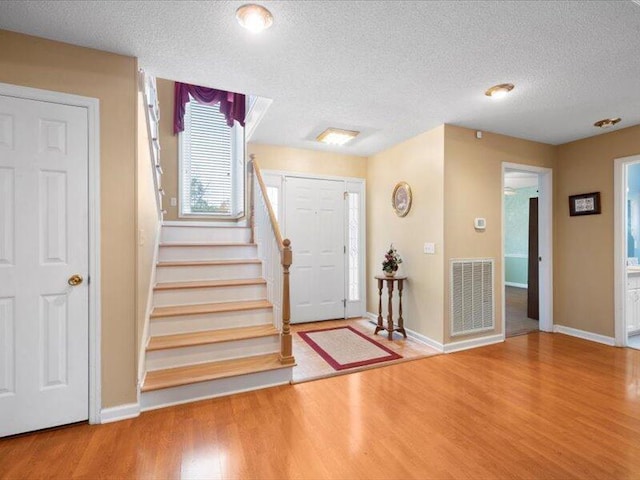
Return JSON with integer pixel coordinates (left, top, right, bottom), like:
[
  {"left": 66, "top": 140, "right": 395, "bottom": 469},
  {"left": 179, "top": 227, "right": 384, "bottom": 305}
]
[
  {"left": 366, "top": 312, "right": 445, "bottom": 352},
  {"left": 444, "top": 334, "right": 505, "bottom": 353},
  {"left": 100, "top": 402, "right": 140, "bottom": 424},
  {"left": 553, "top": 325, "right": 615, "bottom": 346},
  {"left": 505, "top": 282, "right": 528, "bottom": 288},
  {"left": 162, "top": 220, "right": 248, "bottom": 228}
]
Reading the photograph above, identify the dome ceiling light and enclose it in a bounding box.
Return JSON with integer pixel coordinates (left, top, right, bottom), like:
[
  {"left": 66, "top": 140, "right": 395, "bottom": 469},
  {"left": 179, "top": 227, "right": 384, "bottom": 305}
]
[
  {"left": 485, "top": 83, "right": 515, "bottom": 99},
  {"left": 593, "top": 117, "right": 621, "bottom": 129},
  {"left": 236, "top": 4, "right": 273, "bottom": 34}
]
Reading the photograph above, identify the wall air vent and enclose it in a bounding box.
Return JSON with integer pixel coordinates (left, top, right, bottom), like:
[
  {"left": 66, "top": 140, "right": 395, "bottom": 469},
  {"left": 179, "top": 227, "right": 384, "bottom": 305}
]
[{"left": 450, "top": 259, "right": 494, "bottom": 336}]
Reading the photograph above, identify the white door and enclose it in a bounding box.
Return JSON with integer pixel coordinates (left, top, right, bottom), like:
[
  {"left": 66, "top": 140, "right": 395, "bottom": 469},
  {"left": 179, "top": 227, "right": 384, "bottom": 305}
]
[
  {"left": 285, "top": 177, "right": 345, "bottom": 323},
  {"left": 0, "top": 95, "right": 89, "bottom": 437}
]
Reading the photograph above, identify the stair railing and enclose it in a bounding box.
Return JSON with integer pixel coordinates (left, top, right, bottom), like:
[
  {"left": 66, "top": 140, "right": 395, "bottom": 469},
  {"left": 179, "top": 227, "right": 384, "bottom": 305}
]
[
  {"left": 249, "top": 155, "right": 295, "bottom": 366},
  {"left": 140, "top": 70, "right": 165, "bottom": 221}
]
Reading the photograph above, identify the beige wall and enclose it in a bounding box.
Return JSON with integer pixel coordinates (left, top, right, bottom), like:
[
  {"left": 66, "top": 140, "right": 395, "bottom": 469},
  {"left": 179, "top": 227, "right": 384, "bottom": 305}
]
[
  {"left": 136, "top": 91, "right": 160, "bottom": 378},
  {"left": 156, "top": 78, "right": 181, "bottom": 221},
  {"left": 248, "top": 143, "right": 366, "bottom": 178},
  {"left": 366, "top": 126, "right": 445, "bottom": 342},
  {"left": 0, "top": 30, "right": 138, "bottom": 407},
  {"left": 554, "top": 125, "right": 640, "bottom": 337},
  {"left": 443, "top": 125, "right": 555, "bottom": 343}
]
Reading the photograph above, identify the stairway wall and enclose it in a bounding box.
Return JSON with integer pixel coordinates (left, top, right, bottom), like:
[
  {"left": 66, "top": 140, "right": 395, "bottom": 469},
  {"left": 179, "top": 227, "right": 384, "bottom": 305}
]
[{"left": 136, "top": 90, "right": 161, "bottom": 382}]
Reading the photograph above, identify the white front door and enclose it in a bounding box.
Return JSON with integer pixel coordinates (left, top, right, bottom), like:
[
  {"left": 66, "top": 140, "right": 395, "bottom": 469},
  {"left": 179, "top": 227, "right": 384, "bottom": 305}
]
[
  {"left": 0, "top": 94, "right": 89, "bottom": 437},
  {"left": 285, "top": 177, "right": 345, "bottom": 323}
]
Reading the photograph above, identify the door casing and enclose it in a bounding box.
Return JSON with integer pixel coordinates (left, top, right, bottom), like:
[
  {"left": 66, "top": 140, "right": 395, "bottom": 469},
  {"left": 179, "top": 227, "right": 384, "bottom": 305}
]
[
  {"left": 501, "top": 163, "right": 553, "bottom": 335},
  {"left": 0, "top": 82, "right": 101, "bottom": 423}
]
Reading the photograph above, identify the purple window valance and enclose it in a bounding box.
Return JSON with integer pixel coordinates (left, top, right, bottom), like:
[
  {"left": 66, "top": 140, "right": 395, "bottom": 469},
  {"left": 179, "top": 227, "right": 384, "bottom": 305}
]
[{"left": 173, "top": 82, "right": 246, "bottom": 134}]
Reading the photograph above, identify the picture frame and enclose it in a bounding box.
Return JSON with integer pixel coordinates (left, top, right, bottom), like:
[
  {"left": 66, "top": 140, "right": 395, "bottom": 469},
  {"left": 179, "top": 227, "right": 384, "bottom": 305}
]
[
  {"left": 569, "top": 192, "right": 601, "bottom": 216},
  {"left": 392, "top": 181, "right": 412, "bottom": 217}
]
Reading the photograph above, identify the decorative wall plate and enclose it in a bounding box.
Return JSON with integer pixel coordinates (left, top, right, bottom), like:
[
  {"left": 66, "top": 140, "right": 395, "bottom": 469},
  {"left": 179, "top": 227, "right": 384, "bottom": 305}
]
[{"left": 392, "top": 182, "right": 412, "bottom": 217}]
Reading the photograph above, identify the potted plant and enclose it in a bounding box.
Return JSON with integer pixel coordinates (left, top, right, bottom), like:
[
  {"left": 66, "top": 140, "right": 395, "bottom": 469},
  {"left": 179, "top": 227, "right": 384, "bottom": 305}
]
[{"left": 382, "top": 244, "right": 403, "bottom": 277}]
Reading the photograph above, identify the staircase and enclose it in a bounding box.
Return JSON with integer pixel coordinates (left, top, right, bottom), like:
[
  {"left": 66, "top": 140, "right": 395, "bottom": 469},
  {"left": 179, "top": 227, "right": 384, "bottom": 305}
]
[{"left": 140, "top": 224, "right": 294, "bottom": 411}]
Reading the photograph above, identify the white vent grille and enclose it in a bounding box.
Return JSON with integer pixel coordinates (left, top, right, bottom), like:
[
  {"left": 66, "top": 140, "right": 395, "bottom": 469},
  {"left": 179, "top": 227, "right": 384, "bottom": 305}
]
[{"left": 450, "top": 259, "right": 494, "bottom": 337}]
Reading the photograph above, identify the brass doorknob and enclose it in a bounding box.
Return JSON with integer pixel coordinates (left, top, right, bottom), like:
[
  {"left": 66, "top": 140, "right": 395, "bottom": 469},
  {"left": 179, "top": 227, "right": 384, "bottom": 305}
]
[{"left": 68, "top": 274, "right": 83, "bottom": 286}]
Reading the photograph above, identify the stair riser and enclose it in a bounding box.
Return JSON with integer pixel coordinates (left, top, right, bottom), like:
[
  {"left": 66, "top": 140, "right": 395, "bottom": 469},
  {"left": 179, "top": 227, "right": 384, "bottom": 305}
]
[
  {"left": 161, "top": 226, "right": 251, "bottom": 243},
  {"left": 141, "top": 366, "right": 293, "bottom": 411},
  {"left": 156, "top": 263, "right": 262, "bottom": 282},
  {"left": 158, "top": 245, "right": 258, "bottom": 262},
  {"left": 149, "top": 309, "right": 274, "bottom": 336},
  {"left": 146, "top": 336, "right": 280, "bottom": 371},
  {"left": 153, "top": 284, "right": 267, "bottom": 307}
]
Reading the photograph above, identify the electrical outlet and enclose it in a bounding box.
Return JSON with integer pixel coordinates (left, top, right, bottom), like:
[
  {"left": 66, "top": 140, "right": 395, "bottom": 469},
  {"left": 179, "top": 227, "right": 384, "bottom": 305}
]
[{"left": 424, "top": 242, "right": 435, "bottom": 254}]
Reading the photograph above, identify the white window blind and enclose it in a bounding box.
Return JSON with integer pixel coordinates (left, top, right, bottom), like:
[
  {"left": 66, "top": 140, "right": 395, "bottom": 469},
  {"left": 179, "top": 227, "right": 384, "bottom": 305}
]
[{"left": 180, "top": 100, "right": 244, "bottom": 217}]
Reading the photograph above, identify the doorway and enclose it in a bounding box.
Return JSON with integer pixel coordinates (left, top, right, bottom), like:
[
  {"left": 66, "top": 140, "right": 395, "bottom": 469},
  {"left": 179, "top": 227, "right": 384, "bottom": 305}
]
[
  {"left": 614, "top": 155, "right": 640, "bottom": 349},
  {"left": 502, "top": 163, "right": 553, "bottom": 337},
  {"left": 0, "top": 83, "right": 100, "bottom": 436},
  {"left": 262, "top": 171, "right": 366, "bottom": 324}
]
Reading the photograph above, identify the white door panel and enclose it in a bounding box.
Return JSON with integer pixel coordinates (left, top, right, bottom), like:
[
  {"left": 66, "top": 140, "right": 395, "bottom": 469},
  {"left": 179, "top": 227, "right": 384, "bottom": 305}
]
[
  {"left": 285, "top": 177, "right": 345, "bottom": 323},
  {"left": 0, "top": 95, "right": 89, "bottom": 437}
]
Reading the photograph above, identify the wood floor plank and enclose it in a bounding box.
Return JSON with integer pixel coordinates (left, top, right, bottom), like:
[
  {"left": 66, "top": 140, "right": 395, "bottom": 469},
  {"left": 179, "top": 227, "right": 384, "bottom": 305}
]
[
  {"left": 150, "top": 299, "right": 272, "bottom": 318},
  {"left": 4, "top": 333, "right": 640, "bottom": 479},
  {"left": 154, "top": 278, "right": 266, "bottom": 290},
  {"left": 146, "top": 324, "right": 279, "bottom": 351}
]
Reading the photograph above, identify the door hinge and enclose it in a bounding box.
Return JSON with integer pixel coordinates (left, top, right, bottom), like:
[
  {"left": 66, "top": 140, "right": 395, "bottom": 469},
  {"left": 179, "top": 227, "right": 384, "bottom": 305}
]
[
  {"left": 343, "top": 299, "right": 347, "bottom": 307},
  {"left": 344, "top": 191, "right": 348, "bottom": 199},
  {"left": 344, "top": 245, "right": 346, "bottom": 254}
]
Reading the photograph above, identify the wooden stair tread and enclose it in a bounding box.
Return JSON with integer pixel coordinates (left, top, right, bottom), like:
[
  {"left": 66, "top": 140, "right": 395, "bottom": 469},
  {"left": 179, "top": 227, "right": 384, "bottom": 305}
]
[
  {"left": 157, "top": 259, "right": 261, "bottom": 267},
  {"left": 154, "top": 278, "right": 266, "bottom": 291},
  {"left": 142, "top": 353, "right": 289, "bottom": 392},
  {"left": 150, "top": 299, "right": 272, "bottom": 318},
  {"left": 147, "top": 324, "right": 279, "bottom": 351},
  {"left": 160, "top": 242, "right": 257, "bottom": 247}
]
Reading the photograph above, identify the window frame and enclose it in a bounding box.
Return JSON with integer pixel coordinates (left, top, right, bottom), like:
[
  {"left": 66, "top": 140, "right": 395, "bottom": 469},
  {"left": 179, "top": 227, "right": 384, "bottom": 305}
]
[{"left": 177, "top": 100, "right": 246, "bottom": 219}]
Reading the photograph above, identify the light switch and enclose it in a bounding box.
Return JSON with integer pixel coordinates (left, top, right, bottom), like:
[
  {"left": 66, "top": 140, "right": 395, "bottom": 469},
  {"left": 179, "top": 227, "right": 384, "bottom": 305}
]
[
  {"left": 424, "top": 242, "right": 436, "bottom": 254},
  {"left": 170, "top": 197, "right": 177, "bottom": 207}
]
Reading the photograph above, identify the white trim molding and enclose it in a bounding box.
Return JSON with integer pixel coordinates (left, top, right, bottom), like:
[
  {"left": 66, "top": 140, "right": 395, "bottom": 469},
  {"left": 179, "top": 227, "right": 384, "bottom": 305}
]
[
  {"left": 366, "top": 312, "right": 445, "bottom": 351},
  {"left": 443, "top": 334, "right": 504, "bottom": 353},
  {"left": 0, "top": 82, "right": 102, "bottom": 425},
  {"left": 100, "top": 403, "right": 141, "bottom": 424},
  {"left": 553, "top": 325, "right": 615, "bottom": 347},
  {"left": 614, "top": 155, "right": 640, "bottom": 347}
]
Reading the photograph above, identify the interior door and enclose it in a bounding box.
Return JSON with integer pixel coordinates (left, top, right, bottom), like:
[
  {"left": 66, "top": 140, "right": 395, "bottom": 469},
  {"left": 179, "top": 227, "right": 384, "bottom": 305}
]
[
  {"left": 285, "top": 177, "right": 345, "bottom": 323},
  {"left": 527, "top": 197, "right": 540, "bottom": 320},
  {"left": 0, "top": 94, "right": 89, "bottom": 437}
]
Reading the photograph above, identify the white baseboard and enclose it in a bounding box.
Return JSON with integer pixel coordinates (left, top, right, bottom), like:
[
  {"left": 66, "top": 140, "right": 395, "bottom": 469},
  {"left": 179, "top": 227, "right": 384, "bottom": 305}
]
[
  {"left": 100, "top": 402, "right": 141, "bottom": 424},
  {"left": 505, "top": 282, "right": 528, "bottom": 288},
  {"left": 444, "top": 334, "right": 505, "bottom": 353},
  {"left": 553, "top": 325, "right": 615, "bottom": 346},
  {"left": 162, "top": 220, "right": 248, "bottom": 227},
  {"left": 365, "top": 312, "right": 445, "bottom": 352}
]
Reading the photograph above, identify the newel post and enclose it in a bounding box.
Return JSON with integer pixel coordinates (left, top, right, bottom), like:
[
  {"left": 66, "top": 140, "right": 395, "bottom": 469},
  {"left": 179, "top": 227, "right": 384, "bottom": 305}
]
[{"left": 280, "top": 238, "right": 295, "bottom": 365}]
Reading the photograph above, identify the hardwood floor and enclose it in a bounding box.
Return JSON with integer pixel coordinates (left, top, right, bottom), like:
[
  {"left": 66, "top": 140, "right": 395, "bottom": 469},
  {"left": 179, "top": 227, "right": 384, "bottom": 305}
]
[
  {"left": 3, "top": 333, "right": 640, "bottom": 479},
  {"left": 505, "top": 286, "right": 539, "bottom": 337}
]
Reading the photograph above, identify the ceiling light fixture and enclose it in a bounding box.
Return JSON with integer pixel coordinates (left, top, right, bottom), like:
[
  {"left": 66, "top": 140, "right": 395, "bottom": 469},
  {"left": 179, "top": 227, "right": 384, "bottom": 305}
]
[
  {"left": 236, "top": 4, "right": 273, "bottom": 34},
  {"left": 485, "top": 83, "right": 515, "bottom": 99},
  {"left": 504, "top": 186, "right": 517, "bottom": 196},
  {"left": 316, "top": 128, "right": 360, "bottom": 146},
  {"left": 593, "top": 117, "right": 621, "bottom": 129}
]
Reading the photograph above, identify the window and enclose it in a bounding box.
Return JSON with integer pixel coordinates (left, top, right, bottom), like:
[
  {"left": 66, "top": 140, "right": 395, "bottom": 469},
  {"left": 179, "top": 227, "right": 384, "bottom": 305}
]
[
  {"left": 179, "top": 100, "right": 245, "bottom": 217},
  {"left": 347, "top": 192, "right": 360, "bottom": 301}
]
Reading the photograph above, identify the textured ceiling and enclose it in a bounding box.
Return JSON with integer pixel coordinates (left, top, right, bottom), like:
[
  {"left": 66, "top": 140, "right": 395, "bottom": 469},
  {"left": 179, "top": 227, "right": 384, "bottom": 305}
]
[{"left": 1, "top": 1, "right": 639, "bottom": 156}]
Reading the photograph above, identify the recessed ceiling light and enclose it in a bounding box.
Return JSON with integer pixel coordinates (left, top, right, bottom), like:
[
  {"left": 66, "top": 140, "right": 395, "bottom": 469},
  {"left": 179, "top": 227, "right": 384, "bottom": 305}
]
[
  {"left": 485, "top": 83, "right": 515, "bottom": 99},
  {"left": 593, "top": 117, "right": 621, "bottom": 129},
  {"left": 316, "top": 128, "right": 360, "bottom": 146},
  {"left": 236, "top": 4, "right": 273, "bottom": 34}
]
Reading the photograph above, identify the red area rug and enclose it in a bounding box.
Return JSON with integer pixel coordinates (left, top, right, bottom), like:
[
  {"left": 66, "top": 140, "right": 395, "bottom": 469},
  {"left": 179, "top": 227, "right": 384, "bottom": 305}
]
[{"left": 297, "top": 326, "right": 402, "bottom": 371}]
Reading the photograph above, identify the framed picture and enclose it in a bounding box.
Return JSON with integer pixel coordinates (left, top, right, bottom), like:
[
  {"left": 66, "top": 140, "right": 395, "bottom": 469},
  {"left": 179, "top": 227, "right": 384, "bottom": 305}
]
[
  {"left": 569, "top": 192, "right": 601, "bottom": 216},
  {"left": 392, "top": 182, "right": 412, "bottom": 217}
]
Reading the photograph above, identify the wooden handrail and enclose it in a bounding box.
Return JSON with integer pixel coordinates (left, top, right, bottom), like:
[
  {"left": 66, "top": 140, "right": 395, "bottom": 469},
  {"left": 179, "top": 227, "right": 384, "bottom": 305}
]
[
  {"left": 251, "top": 155, "right": 284, "bottom": 252},
  {"left": 250, "top": 155, "right": 294, "bottom": 366}
]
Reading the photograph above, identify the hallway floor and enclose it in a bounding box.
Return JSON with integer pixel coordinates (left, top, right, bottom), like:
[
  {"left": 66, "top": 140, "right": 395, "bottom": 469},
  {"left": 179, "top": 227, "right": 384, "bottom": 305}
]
[{"left": 505, "top": 286, "right": 539, "bottom": 337}]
